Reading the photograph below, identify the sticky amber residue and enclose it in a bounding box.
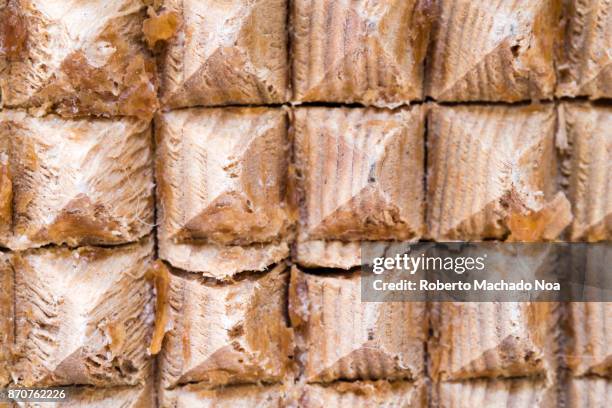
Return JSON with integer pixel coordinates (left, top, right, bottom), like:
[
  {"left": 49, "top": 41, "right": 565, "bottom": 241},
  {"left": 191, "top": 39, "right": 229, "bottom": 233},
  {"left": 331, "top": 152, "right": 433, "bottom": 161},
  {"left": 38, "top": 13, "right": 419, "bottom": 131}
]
[
  {"left": 507, "top": 193, "right": 573, "bottom": 242},
  {"left": 142, "top": 10, "right": 180, "bottom": 49},
  {"left": 148, "top": 260, "right": 170, "bottom": 355},
  {"left": 118, "top": 55, "right": 160, "bottom": 120},
  {"left": 0, "top": 3, "right": 27, "bottom": 60},
  {"left": 0, "top": 163, "right": 12, "bottom": 226},
  {"left": 105, "top": 321, "right": 127, "bottom": 356}
]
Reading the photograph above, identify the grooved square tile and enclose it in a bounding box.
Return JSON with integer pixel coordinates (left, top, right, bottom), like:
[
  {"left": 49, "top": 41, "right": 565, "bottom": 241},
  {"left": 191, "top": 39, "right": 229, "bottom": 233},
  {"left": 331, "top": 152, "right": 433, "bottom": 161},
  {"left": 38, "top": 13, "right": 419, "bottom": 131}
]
[
  {"left": 289, "top": 267, "right": 427, "bottom": 383},
  {"left": 291, "top": 0, "right": 431, "bottom": 106},
  {"left": 160, "top": 384, "right": 287, "bottom": 408},
  {"left": 155, "top": 107, "right": 293, "bottom": 277},
  {"left": 426, "top": 0, "right": 560, "bottom": 102},
  {"left": 12, "top": 238, "right": 155, "bottom": 387},
  {"left": 567, "top": 302, "right": 611, "bottom": 377},
  {"left": 158, "top": 264, "right": 294, "bottom": 389},
  {"left": 0, "top": 253, "right": 13, "bottom": 387},
  {"left": 566, "top": 377, "right": 612, "bottom": 408},
  {"left": 294, "top": 106, "right": 425, "bottom": 268},
  {"left": 561, "top": 103, "right": 612, "bottom": 241},
  {"left": 159, "top": 0, "right": 289, "bottom": 108},
  {"left": 430, "top": 302, "right": 561, "bottom": 381},
  {"left": 0, "top": 111, "right": 154, "bottom": 250},
  {"left": 427, "top": 104, "right": 571, "bottom": 241},
  {"left": 557, "top": 0, "right": 612, "bottom": 98},
  {"left": 0, "top": 0, "right": 157, "bottom": 119}
]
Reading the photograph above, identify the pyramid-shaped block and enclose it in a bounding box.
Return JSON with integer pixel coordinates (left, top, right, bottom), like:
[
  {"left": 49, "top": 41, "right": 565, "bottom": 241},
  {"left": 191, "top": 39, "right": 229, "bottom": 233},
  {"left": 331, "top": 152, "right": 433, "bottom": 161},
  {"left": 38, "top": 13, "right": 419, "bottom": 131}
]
[
  {"left": 557, "top": 0, "right": 612, "bottom": 98},
  {"left": 291, "top": 0, "right": 431, "bottom": 106},
  {"left": 156, "top": 107, "right": 293, "bottom": 247},
  {"left": 159, "top": 264, "right": 294, "bottom": 388},
  {"left": 12, "top": 238, "right": 154, "bottom": 387},
  {"left": 294, "top": 107, "right": 425, "bottom": 243},
  {"left": 0, "top": 111, "right": 154, "bottom": 249},
  {"left": 437, "top": 378, "right": 553, "bottom": 407},
  {"left": 426, "top": 0, "right": 559, "bottom": 102},
  {"left": 562, "top": 103, "right": 612, "bottom": 241},
  {"left": 431, "top": 302, "right": 561, "bottom": 381},
  {"left": 297, "top": 381, "right": 425, "bottom": 408},
  {"left": 0, "top": 0, "right": 157, "bottom": 119},
  {"left": 160, "top": 0, "right": 288, "bottom": 108},
  {"left": 289, "top": 267, "right": 426, "bottom": 382},
  {"left": 427, "top": 104, "right": 571, "bottom": 241},
  {"left": 0, "top": 254, "right": 13, "bottom": 387},
  {"left": 567, "top": 302, "right": 611, "bottom": 376},
  {"left": 160, "top": 383, "right": 287, "bottom": 408}
]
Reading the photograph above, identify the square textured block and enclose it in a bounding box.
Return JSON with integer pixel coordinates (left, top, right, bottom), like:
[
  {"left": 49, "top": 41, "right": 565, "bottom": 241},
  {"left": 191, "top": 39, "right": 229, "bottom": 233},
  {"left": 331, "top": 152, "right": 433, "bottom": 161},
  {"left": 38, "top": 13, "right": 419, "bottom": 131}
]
[
  {"left": 289, "top": 267, "right": 427, "bottom": 383},
  {"left": 427, "top": 104, "right": 571, "bottom": 241},
  {"left": 296, "top": 381, "right": 426, "bottom": 408},
  {"left": 158, "top": 264, "right": 294, "bottom": 389},
  {"left": 160, "top": 384, "right": 287, "bottom": 408},
  {"left": 566, "top": 302, "right": 611, "bottom": 377},
  {"left": 426, "top": 0, "right": 560, "bottom": 102},
  {"left": 155, "top": 107, "right": 293, "bottom": 277},
  {"left": 566, "top": 378, "right": 612, "bottom": 408},
  {"left": 160, "top": 0, "right": 288, "bottom": 108},
  {"left": 12, "top": 238, "right": 155, "bottom": 387},
  {"left": 0, "top": 254, "right": 13, "bottom": 387},
  {"left": 430, "top": 302, "right": 561, "bottom": 381},
  {"left": 436, "top": 378, "right": 554, "bottom": 407},
  {"left": 557, "top": 0, "right": 612, "bottom": 98},
  {"left": 561, "top": 103, "right": 612, "bottom": 241},
  {"left": 294, "top": 106, "right": 425, "bottom": 268},
  {"left": 0, "top": 0, "right": 157, "bottom": 119},
  {"left": 0, "top": 111, "right": 154, "bottom": 250},
  {"left": 291, "top": 0, "right": 431, "bottom": 106}
]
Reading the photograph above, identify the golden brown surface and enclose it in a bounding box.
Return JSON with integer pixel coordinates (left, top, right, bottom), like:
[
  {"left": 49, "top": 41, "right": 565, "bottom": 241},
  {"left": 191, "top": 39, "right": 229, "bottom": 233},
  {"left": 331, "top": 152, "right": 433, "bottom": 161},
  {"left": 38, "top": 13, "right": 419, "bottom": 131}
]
[
  {"left": 294, "top": 106, "right": 424, "bottom": 267},
  {"left": 160, "top": 383, "right": 287, "bottom": 408},
  {"left": 427, "top": 104, "right": 571, "bottom": 241},
  {"left": 159, "top": 0, "right": 288, "bottom": 108},
  {"left": 290, "top": 267, "right": 426, "bottom": 382},
  {"left": 159, "top": 264, "right": 294, "bottom": 389},
  {"left": 291, "top": 0, "right": 431, "bottom": 106},
  {"left": 557, "top": 0, "right": 612, "bottom": 98},
  {"left": 0, "top": 253, "right": 13, "bottom": 387},
  {"left": 430, "top": 302, "right": 561, "bottom": 381},
  {"left": 426, "top": 0, "right": 560, "bottom": 102},
  {"left": 0, "top": 0, "right": 157, "bottom": 119},
  {"left": 12, "top": 238, "right": 155, "bottom": 387},
  {"left": 0, "top": 111, "right": 154, "bottom": 250},
  {"left": 561, "top": 103, "right": 612, "bottom": 241},
  {"left": 155, "top": 107, "right": 293, "bottom": 277}
]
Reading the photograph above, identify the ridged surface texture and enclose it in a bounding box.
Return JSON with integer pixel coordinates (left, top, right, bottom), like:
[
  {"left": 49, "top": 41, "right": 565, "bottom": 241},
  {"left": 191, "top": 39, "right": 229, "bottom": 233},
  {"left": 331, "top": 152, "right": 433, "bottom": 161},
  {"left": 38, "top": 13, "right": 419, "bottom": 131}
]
[
  {"left": 427, "top": 104, "right": 572, "bottom": 241},
  {"left": 289, "top": 267, "right": 426, "bottom": 382},
  {"left": 0, "top": 111, "right": 154, "bottom": 249},
  {"left": 426, "top": 0, "right": 560, "bottom": 102},
  {"left": 291, "top": 0, "right": 431, "bottom": 106},
  {"left": 0, "top": 254, "right": 13, "bottom": 387},
  {"left": 160, "top": 0, "right": 288, "bottom": 107},
  {"left": 160, "top": 384, "right": 286, "bottom": 408},
  {"left": 12, "top": 238, "right": 154, "bottom": 387},
  {"left": 436, "top": 379, "right": 551, "bottom": 408},
  {"left": 562, "top": 103, "right": 612, "bottom": 241},
  {"left": 557, "top": 0, "right": 612, "bottom": 98},
  {"left": 159, "top": 264, "right": 294, "bottom": 388}
]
